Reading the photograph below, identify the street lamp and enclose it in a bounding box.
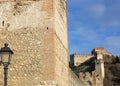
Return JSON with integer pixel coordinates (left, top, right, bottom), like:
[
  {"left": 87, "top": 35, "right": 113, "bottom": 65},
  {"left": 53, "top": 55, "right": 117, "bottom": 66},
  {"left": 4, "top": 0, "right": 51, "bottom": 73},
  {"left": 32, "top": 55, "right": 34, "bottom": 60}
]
[{"left": 0, "top": 43, "right": 14, "bottom": 86}]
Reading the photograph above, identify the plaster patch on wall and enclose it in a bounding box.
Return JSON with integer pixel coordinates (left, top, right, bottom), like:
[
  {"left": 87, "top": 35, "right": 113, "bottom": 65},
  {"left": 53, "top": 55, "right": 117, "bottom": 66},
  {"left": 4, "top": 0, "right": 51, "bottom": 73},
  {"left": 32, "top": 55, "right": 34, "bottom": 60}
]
[{"left": 0, "top": 1, "right": 53, "bottom": 31}]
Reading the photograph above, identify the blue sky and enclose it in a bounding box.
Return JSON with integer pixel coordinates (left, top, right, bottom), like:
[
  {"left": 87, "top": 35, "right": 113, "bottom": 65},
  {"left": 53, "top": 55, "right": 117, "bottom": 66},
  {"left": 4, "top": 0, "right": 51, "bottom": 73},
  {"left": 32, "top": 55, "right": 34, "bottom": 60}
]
[{"left": 68, "top": 0, "right": 120, "bottom": 56}]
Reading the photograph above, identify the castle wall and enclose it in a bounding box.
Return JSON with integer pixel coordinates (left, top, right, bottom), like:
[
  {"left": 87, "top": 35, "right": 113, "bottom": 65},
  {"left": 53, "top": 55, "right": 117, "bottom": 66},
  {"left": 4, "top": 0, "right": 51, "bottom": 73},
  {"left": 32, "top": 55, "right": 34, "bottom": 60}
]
[
  {"left": 54, "top": 0, "right": 69, "bottom": 86},
  {"left": 55, "top": 36, "right": 69, "bottom": 86},
  {"left": 96, "top": 53, "right": 105, "bottom": 79},
  {"left": 54, "top": 0, "right": 68, "bottom": 48},
  {"left": 70, "top": 52, "right": 105, "bottom": 86},
  {"left": 69, "top": 69, "right": 82, "bottom": 86},
  {"left": 0, "top": 0, "right": 69, "bottom": 86},
  {"left": 0, "top": 0, "right": 64, "bottom": 86},
  {"left": 92, "top": 47, "right": 112, "bottom": 56},
  {"left": 78, "top": 71, "right": 103, "bottom": 86},
  {"left": 70, "top": 54, "right": 93, "bottom": 66},
  {"left": 69, "top": 69, "right": 103, "bottom": 86},
  {"left": 0, "top": 1, "right": 54, "bottom": 31}
]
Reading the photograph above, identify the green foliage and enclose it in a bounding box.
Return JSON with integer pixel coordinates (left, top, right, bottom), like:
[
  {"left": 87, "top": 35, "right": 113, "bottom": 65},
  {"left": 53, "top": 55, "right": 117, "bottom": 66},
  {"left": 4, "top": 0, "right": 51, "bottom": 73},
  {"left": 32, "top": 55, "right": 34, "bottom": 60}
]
[
  {"left": 104, "top": 55, "right": 120, "bottom": 86},
  {"left": 103, "top": 55, "right": 113, "bottom": 64}
]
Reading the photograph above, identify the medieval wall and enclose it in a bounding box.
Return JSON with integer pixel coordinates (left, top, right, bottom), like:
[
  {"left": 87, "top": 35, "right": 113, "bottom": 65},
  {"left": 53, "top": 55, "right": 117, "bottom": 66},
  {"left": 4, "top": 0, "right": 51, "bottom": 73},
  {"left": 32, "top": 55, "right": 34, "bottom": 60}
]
[
  {"left": 92, "top": 47, "right": 112, "bottom": 56},
  {"left": 95, "top": 53, "right": 105, "bottom": 79},
  {"left": 54, "top": 0, "right": 69, "bottom": 86},
  {"left": 70, "top": 52, "right": 105, "bottom": 86},
  {"left": 69, "top": 69, "right": 103, "bottom": 86},
  {"left": 78, "top": 71, "right": 103, "bottom": 86},
  {"left": 0, "top": 0, "right": 69, "bottom": 86},
  {"left": 70, "top": 54, "right": 93, "bottom": 66},
  {"left": 69, "top": 69, "right": 82, "bottom": 86}
]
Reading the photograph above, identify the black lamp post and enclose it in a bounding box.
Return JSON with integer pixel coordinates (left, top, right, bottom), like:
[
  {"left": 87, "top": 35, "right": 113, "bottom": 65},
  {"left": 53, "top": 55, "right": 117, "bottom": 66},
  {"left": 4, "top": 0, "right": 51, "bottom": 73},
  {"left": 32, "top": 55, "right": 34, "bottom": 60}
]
[{"left": 0, "top": 43, "right": 14, "bottom": 86}]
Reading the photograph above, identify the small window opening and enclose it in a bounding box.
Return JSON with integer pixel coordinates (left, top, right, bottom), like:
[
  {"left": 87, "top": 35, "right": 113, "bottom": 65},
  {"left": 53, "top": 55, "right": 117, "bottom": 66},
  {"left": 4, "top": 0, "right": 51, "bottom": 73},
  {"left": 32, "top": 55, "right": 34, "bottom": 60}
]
[
  {"left": 2, "top": 21, "right": 4, "bottom": 26},
  {"left": 47, "top": 27, "right": 48, "bottom": 30}
]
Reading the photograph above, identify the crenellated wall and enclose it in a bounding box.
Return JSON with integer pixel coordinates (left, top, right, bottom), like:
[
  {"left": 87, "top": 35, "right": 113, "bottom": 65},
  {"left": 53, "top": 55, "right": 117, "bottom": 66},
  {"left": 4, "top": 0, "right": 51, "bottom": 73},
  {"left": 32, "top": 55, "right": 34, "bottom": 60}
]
[
  {"left": 91, "top": 47, "right": 112, "bottom": 56},
  {"left": 70, "top": 54, "right": 93, "bottom": 66},
  {"left": 70, "top": 52, "right": 105, "bottom": 86}
]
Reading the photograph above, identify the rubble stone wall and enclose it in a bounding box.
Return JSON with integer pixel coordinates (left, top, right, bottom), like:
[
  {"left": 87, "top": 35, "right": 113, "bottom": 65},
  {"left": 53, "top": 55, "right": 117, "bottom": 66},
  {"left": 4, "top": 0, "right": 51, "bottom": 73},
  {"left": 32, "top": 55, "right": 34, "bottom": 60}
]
[
  {"left": 0, "top": 0, "right": 69, "bottom": 86},
  {"left": 0, "top": 0, "right": 55, "bottom": 86},
  {"left": 69, "top": 69, "right": 82, "bottom": 86},
  {"left": 69, "top": 70, "right": 103, "bottom": 86}
]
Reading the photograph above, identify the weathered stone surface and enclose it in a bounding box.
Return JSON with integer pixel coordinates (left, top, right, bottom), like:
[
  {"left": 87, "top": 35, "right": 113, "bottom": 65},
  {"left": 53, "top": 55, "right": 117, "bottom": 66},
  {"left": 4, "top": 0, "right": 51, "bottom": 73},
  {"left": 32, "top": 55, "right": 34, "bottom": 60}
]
[
  {"left": 91, "top": 47, "right": 112, "bottom": 56},
  {"left": 0, "top": 0, "right": 69, "bottom": 86},
  {"left": 69, "top": 69, "right": 82, "bottom": 86},
  {"left": 70, "top": 52, "right": 104, "bottom": 86},
  {"left": 55, "top": 35, "right": 69, "bottom": 86},
  {"left": 70, "top": 54, "right": 93, "bottom": 66}
]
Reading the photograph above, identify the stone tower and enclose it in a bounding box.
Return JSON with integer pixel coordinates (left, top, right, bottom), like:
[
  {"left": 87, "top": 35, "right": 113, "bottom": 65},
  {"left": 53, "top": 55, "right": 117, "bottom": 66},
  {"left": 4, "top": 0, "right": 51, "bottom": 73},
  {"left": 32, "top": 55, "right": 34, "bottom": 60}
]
[
  {"left": 95, "top": 53, "right": 105, "bottom": 79},
  {"left": 0, "top": 0, "right": 69, "bottom": 86},
  {"left": 92, "top": 48, "right": 106, "bottom": 79}
]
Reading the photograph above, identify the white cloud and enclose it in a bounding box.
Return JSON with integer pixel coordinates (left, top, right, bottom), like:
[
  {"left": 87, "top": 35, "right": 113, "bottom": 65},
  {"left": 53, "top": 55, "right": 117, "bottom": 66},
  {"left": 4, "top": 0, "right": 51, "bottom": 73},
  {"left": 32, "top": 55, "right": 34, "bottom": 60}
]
[{"left": 68, "top": 0, "right": 120, "bottom": 55}]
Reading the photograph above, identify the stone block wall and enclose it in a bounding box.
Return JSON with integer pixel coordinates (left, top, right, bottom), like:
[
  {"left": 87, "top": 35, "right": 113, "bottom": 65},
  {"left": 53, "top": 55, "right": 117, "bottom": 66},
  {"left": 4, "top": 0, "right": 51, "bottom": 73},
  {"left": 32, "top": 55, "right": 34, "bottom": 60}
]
[
  {"left": 95, "top": 53, "right": 105, "bottom": 79},
  {"left": 70, "top": 54, "right": 93, "bottom": 66},
  {"left": 39, "top": 81, "right": 58, "bottom": 86},
  {"left": 54, "top": 0, "right": 69, "bottom": 86},
  {"left": 91, "top": 47, "right": 112, "bottom": 56},
  {"left": 69, "top": 69, "right": 82, "bottom": 86},
  {"left": 0, "top": 1, "right": 54, "bottom": 30},
  {"left": 69, "top": 69, "right": 104, "bottom": 86},
  {"left": 0, "top": 27, "right": 55, "bottom": 86},
  {"left": 78, "top": 71, "right": 103, "bottom": 86},
  {"left": 70, "top": 52, "right": 105, "bottom": 86},
  {"left": 0, "top": 0, "right": 69, "bottom": 86}
]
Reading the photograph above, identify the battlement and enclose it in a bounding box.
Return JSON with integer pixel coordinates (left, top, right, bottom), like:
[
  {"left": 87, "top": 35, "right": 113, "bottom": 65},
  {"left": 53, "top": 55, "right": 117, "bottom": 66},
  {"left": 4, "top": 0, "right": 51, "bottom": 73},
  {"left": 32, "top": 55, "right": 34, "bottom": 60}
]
[
  {"left": 92, "top": 47, "right": 112, "bottom": 56},
  {"left": 70, "top": 54, "right": 93, "bottom": 66},
  {"left": 73, "top": 53, "right": 93, "bottom": 57}
]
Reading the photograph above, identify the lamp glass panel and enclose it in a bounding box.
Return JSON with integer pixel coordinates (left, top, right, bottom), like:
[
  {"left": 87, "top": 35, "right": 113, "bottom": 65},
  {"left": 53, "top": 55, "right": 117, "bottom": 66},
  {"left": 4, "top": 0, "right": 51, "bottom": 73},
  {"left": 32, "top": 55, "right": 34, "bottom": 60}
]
[
  {"left": 9, "top": 54, "right": 12, "bottom": 63},
  {"left": 1, "top": 52, "right": 10, "bottom": 63}
]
